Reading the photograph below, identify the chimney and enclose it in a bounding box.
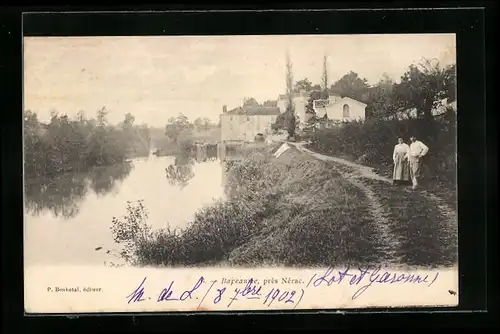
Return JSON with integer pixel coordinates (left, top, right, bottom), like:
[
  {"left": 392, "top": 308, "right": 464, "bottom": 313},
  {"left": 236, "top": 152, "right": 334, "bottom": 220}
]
[{"left": 222, "top": 105, "right": 227, "bottom": 113}]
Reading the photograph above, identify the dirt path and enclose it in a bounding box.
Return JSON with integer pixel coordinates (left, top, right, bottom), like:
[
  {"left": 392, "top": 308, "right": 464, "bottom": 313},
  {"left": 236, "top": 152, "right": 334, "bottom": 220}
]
[
  {"left": 292, "top": 142, "right": 457, "bottom": 218},
  {"left": 288, "top": 143, "right": 403, "bottom": 265},
  {"left": 290, "top": 142, "right": 458, "bottom": 267}
]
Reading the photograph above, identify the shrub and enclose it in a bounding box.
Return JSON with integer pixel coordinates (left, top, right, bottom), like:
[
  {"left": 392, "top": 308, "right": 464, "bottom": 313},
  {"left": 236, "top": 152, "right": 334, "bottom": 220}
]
[
  {"left": 254, "top": 133, "right": 265, "bottom": 142},
  {"left": 109, "top": 146, "right": 383, "bottom": 267}
]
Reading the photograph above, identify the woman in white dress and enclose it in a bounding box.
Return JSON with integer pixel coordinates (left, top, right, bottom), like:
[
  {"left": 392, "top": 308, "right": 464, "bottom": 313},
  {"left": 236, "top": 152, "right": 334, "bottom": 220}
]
[{"left": 392, "top": 137, "right": 410, "bottom": 185}]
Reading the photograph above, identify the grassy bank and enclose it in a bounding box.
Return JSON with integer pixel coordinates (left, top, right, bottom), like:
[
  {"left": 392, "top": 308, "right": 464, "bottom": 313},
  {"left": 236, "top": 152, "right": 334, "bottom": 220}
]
[
  {"left": 318, "top": 159, "right": 458, "bottom": 268},
  {"left": 110, "top": 144, "right": 388, "bottom": 268}
]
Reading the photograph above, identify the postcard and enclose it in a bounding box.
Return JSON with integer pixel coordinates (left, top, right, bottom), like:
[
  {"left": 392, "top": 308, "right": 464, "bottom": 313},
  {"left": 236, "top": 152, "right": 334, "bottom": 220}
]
[{"left": 23, "top": 33, "right": 458, "bottom": 313}]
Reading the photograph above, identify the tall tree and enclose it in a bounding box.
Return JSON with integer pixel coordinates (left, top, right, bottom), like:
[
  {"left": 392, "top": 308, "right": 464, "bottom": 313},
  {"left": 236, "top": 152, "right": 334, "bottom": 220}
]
[
  {"left": 76, "top": 110, "right": 86, "bottom": 123},
  {"left": 285, "top": 51, "right": 294, "bottom": 112},
  {"left": 243, "top": 97, "right": 260, "bottom": 107},
  {"left": 305, "top": 90, "right": 323, "bottom": 115},
  {"left": 330, "top": 71, "right": 370, "bottom": 102},
  {"left": 365, "top": 74, "right": 397, "bottom": 119},
  {"left": 201, "top": 117, "right": 212, "bottom": 131},
  {"left": 294, "top": 78, "right": 313, "bottom": 93},
  {"left": 123, "top": 113, "right": 135, "bottom": 127},
  {"left": 193, "top": 117, "right": 204, "bottom": 131},
  {"left": 284, "top": 51, "right": 296, "bottom": 138},
  {"left": 393, "top": 59, "right": 456, "bottom": 120},
  {"left": 262, "top": 100, "right": 278, "bottom": 107},
  {"left": 311, "top": 84, "right": 322, "bottom": 91},
  {"left": 165, "top": 113, "right": 193, "bottom": 142},
  {"left": 96, "top": 107, "right": 108, "bottom": 127},
  {"left": 272, "top": 52, "right": 297, "bottom": 137}
]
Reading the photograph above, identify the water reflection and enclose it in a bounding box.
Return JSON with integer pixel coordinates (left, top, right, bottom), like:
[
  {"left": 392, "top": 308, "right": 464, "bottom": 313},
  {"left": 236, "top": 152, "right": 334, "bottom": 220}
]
[
  {"left": 24, "top": 162, "right": 133, "bottom": 219},
  {"left": 89, "top": 162, "right": 134, "bottom": 196},
  {"left": 195, "top": 143, "right": 218, "bottom": 163},
  {"left": 165, "top": 144, "right": 220, "bottom": 189}
]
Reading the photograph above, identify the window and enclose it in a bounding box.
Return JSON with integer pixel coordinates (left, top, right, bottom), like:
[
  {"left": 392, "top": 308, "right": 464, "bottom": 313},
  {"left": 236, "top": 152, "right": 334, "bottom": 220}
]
[
  {"left": 342, "top": 104, "right": 350, "bottom": 118},
  {"left": 230, "top": 116, "right": 233, "bottom": 121},
  {"left": 247, "top": 116, "right": 250, "bottom": 122}
]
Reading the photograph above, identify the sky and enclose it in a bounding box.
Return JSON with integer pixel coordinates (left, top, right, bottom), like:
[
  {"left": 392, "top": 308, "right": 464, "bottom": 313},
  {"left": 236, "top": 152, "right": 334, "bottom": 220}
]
[{"left": 23, "top": 34, "right": 456, "bottom": 125}]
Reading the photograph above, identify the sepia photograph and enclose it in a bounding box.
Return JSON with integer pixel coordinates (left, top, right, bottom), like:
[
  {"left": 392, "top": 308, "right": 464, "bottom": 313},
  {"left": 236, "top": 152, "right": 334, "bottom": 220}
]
[{"left": 23, "top": 33, "right": 458, "bottom": 313}]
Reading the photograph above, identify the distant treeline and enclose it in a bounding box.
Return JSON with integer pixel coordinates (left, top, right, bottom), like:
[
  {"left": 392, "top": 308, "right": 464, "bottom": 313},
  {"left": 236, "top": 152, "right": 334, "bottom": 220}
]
[{"left": 24, "top": 108, "right": 151, "bottom": 177}]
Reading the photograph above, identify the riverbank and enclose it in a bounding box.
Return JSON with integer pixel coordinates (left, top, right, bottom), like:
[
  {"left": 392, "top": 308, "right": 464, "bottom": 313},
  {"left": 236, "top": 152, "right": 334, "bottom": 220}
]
[
  {"left": 292, "top": 143, "right": 457, "bottom": 268},
  {"left": 110, "top": 143, "right": 387, "bottom": 268},
  {"left": 110, "top": 142, "right": 457, "bottom": 269},
  {"left": 304, "top": 144, "right": 457, "bottom": 211}
]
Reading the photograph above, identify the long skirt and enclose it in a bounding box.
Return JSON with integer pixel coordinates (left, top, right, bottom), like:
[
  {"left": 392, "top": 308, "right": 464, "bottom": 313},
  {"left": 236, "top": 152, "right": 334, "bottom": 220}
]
[{"left": 393, "top": 152, "right": 410, "bottom": 184}]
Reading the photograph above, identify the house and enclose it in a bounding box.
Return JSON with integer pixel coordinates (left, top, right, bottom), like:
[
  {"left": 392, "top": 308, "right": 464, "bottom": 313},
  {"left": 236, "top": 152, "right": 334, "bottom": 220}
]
[
  {"left": 313, "top": 95, "right": 367, "bottom": 127},
  {"left": 277, "top": 90, "right": 309, "bottom": 127},
  {"left": 220, "top": 105, "right": 280, "bottom": 142}
]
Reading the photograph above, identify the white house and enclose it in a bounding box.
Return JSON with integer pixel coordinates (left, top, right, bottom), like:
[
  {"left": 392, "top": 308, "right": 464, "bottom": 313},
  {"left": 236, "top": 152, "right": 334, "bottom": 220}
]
[
  {"left": 313, "top": 96, "right": 367, "bottom": 125},
  {"left": 277, "top": 90, "right": 309, "bottom": 127},
  {"left": 220, "top": 105, "right": 280, "bottom": 142}
]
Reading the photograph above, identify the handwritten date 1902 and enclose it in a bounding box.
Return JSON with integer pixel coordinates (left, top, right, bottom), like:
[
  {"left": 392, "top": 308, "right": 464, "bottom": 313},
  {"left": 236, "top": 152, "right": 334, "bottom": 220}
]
[
  {"left": 263, "top": 288, "right": 305, "bottom": 308},
  {"left": 126, "top": 276, "right": 305, "bottom": 310}
]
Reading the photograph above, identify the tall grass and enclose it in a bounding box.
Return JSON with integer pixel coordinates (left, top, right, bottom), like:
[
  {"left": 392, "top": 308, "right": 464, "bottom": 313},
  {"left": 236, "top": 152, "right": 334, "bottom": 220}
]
[
  {"left": 305, "top": 113, "right": 457, "bottom": 208},
  {"left": 306, "top": 113, "right": 456, "bottom": 184}
]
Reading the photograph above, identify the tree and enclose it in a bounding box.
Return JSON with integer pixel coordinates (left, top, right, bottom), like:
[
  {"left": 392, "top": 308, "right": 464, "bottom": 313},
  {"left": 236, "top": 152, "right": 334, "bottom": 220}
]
[
  {"left": 165, "top": 113, "right": 194, "bottom": 142},
  {"left": 123, "top": 113, "right": 135, "bottom": 126},
  {"left": 393, "top": 58, "right": 456, "bottom": 120},
  {"left": 442, "top": 63, "right": 456, "bottom": 102},
  {"left": 284, "top": 108, "right": 296, "bottom": 138},
  {"left": 262, "top": 100, "right": 278, "bottom": 107},
  {"left": 311, "top": 84, "right": 322, "bottom": 91},
  {"left": 330, "top": 71, "right": 370, "bottom": 102},
  {"left": 294, "top": 78, "right": 313, "bottom": 93},
  {"left": 304, "top": 90, "right": 323, "bottom": 128},
  {"left": 96, "top": 107, "right": 109, "bottom": 127},
  {"left": 284, "top": 51, "right": 296, "bottom": 138},
  {"left": 365, "top": 74, "right": 397, "bottom": 120},
  {"left": 201, "top": 117, "right": 212, "bottom": 131},
  {"left": 193, "top": 117, "right": 204, "bottom": 131},
  {"left": 321, "top": 55, "right": 329, "bottom": 99},
  {"left": 76, "top": 110, "right": 86, "bottom": 123},
  {"left": 304, "top": 113, "right": 320, "bottom": 133},
  {"left": 271, "top": 112, "right": 287, "bottom": 132}
]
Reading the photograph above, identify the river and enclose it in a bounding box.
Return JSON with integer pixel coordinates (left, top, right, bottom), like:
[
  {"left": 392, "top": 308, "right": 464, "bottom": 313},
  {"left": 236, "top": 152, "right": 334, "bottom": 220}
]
[{"left": 23, "top": 150, "right": 232, "bottom": 267}]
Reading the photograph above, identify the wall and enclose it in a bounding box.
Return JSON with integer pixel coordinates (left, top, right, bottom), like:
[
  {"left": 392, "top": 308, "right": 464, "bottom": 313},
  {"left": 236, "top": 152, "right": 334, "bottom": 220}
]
[
  {"left": 293, "top": 97, "right": 307, "bottom": 126},
  {"left": 220, "top": 114, "right": 277, "bottom": 142},
  {"left": 326, "top": 99, "right": 366, "bottom": 122},
  {"left": 315, "top": 106, "right": 328, "bottom": 118}
]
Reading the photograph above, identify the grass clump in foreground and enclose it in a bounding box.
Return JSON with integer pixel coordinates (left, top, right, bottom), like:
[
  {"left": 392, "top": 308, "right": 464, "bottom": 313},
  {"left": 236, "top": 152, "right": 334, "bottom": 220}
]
[{"left": 111, "top": 145, "right": 386, "bottom": 267}]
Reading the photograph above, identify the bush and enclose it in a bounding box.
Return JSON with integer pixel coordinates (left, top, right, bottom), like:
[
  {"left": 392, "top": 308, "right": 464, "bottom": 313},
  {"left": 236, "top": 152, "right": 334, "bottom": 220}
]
[
  {"left": 308, "top": 115, "right": 456, "bottom": 183},
  {"left": 109, "top": 146, "right": 379, "bottom": 267},
  {"left": 254, "top": 133, "right": 265, "bottom": 142}
]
